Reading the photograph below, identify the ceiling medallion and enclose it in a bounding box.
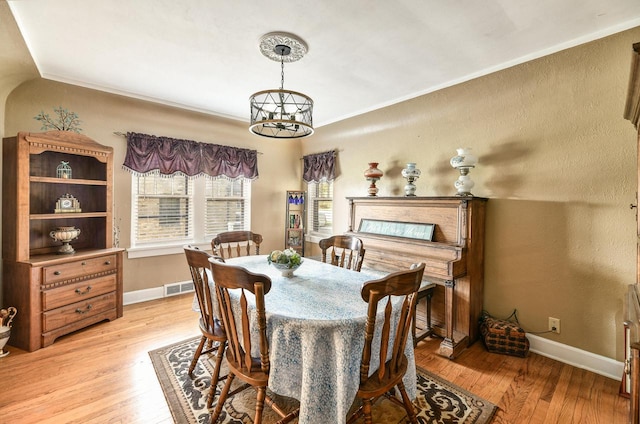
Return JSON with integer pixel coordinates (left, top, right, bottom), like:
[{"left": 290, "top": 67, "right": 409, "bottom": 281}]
[
  {"left": 249, "top": 32, "right": 314, "bottom": 139},
  {"left": 259, "top": 32, "right": 308, "bottom": 63}
]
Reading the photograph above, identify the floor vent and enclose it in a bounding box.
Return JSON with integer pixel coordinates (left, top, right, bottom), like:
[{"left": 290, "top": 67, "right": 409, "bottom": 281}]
[{"left": 164, "top": 281, "right": 195, "bottom": 297}]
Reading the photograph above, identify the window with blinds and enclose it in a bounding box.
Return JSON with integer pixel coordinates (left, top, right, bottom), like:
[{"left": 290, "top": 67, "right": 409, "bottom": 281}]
[
  {"left": 132, "top": 174, "right": 193, "bottom": 244},
  {"left": 306, "top": 181, "right": 333, "bottom": 235},
  {"left": 204, "top": 178, "right": 251, "bottom": 237},
  {"left": 131, "top": 174, "right": 251, "bottom": 247}
]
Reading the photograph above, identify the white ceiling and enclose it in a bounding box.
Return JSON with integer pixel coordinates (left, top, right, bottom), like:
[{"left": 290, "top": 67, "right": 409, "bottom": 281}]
[{"left": 8, "top": 1, "right": 640, "bottom": 128}]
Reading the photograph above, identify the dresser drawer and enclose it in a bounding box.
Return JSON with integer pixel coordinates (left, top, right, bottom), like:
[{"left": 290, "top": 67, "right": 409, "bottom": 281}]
[
  {"left": 43, "top": 254, "right": 117, "bottom": 284},
  {"left": 42, "top": 292, "right": 116, "bottom": 332},
  {"left": 42, "top": 275, "right": 117, "bottom": 311}
]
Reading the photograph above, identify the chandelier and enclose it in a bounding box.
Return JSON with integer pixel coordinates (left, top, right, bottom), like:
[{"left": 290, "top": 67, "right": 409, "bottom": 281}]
[{"left": 249, "top": 32, "right": 314, "bottom": 139}]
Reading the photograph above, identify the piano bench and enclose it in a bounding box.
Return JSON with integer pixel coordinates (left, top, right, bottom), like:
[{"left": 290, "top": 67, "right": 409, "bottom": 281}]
[{"left": 413, "top": 282, "right": 436, "bottom": 347}]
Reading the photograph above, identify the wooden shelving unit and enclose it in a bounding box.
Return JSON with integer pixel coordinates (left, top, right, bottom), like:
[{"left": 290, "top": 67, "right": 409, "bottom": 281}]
[
  {"left": 285, "top": 190, "right": 306, "bottom": 256},
  {"left": 2, "top": 130, "right": 124, "bottom": 351}
]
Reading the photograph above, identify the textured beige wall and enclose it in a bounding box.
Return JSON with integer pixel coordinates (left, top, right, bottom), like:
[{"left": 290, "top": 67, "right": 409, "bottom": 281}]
[
  {"left": 303, "top": 27, "right": 640, "bottom": 360},
  {"left": 1, "top": 0, "right": 640, "bottom": 360}
]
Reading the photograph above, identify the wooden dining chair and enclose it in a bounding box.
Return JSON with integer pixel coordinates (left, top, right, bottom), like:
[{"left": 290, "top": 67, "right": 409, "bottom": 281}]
[
  {"left": 211, "top": 231, "right": 263, "bottom": 259},
  {"left": 347, "top": 262, "right": 426, "bottom": 424},
  {"left": 183, "top": 245, "right": 227, "bottom": 409},
  {"left": 209, "top": 258, "right": 299, "bottom": 424},
  {"left": 318, "top": 235, "right": 366, "bottom": 271}
]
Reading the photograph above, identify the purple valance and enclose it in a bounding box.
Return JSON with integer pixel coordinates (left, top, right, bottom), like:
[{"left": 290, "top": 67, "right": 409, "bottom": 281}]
[
  {"left": 303, "top": 150, "right": 336, "bottom": 183},
  {"left": 122, "top": 132, "right": 258, "bottom": 180}
]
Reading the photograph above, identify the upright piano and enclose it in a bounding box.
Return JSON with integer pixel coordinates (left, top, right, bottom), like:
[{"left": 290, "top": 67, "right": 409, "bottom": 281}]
[{"left": 347, "top": 196, "right": 487, "bottom": 358}]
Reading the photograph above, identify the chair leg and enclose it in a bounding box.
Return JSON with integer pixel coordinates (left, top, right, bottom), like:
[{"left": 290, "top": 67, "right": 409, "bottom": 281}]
[
  {"left": 211, "top": 372, "right": 235, "bottom": 423},
  {"left": 346, "top": 402, "right": 364, "bottom": 424},
  {"left": 397, "top": 381, "right": 418, "bottom": 424},
  {"left": 413, "top": 288, "right": 434, "bottom": 347},
  {"left": 254, "top": 386, "right": 267, "bottom": 424},
  {"left": 412, "top": 300, "right": 418, "bottom": 347},
  {"left": 189, "top": 336, "right": 207, "bottom": 377},
  {"left": 207, "top": 341, "right": 227, "bottom": 408},
  {"left": 362, "top": 398, "right": 373, "bottom": 424},
  {"left": 265, "top": 393, "right": 300, "bottom": 424},
  {"left": 426, "top": 291, "right": 432, "bottom": 333},
  {"left": 206, "top": 385, "right": 216, "bottom": 411}
]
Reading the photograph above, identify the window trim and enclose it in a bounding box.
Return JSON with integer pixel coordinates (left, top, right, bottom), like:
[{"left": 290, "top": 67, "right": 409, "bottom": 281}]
[{"left": 126, "top": 241, "right": 211, "bottom": 259}]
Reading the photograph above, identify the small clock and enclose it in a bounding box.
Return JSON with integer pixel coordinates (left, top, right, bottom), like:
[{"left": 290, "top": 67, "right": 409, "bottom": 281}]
[{"left": 54, "top": 194, "right": 82, "bottom": 213}]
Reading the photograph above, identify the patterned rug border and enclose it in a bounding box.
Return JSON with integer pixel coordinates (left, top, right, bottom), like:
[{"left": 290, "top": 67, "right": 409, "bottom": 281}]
[
  {"left": 149, "top": 336, "right": 497, "bottom": 424},
  {"left": 150, "top": 338, "right": 194, "bottom": 423}
]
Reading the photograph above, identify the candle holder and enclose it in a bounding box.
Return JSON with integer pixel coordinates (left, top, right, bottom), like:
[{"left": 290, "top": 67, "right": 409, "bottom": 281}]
[
  {"left": 401, "top": 163, "right": 421, "bottom": 196},
  {"left": 450, "top": 148, "right": 478, "bottom": 196},
  {"left": 364, "top": 162, "right": 383, "bottom": 196}
]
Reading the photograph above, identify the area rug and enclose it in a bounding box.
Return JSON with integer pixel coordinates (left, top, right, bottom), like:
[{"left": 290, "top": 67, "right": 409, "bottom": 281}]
[{"left": 149, "top": 337, "right": 497, "bottom": 424}]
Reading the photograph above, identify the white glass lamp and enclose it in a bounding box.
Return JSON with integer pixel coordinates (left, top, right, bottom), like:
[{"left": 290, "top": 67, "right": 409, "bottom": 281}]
[
  {"left": 450, "top": 148, "right": 478, "bottom": 196},
  {"left": 401, "top": 163, "right": 421, "bottom": 196}
]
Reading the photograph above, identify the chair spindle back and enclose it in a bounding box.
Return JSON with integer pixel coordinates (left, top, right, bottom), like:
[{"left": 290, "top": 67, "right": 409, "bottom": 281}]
[
  {"left": 319, "top": 235, "right": 366, "bottom": 271},
  {"left": 212, "top": 231, "right": 263, "bottom": 259},
  {"left": 209, "top": 258, "right": 272, "bottom": 374},
  {"left": 359, "top": 263, "right": 425, "bottom": 383}
]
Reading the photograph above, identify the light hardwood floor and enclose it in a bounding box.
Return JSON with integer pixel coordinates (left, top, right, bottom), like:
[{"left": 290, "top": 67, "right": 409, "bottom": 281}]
[{"left": 0, "top": 294, "right": 629, "bottom": 423}]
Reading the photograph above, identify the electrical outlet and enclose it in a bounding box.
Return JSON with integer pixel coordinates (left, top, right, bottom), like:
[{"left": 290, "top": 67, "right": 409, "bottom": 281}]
[{"left": 548, "top": 317, "right": 560, "bottom": 334}]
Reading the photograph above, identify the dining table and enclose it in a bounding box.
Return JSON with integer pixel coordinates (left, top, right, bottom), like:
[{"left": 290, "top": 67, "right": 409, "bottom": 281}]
[{"left": 223, "top": 255, "right": 417, "bottom": 424}]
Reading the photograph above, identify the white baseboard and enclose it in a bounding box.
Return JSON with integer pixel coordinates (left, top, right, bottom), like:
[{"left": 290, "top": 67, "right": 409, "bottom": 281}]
[
  {"left": 121, "top": 287, "right": 624, "bottom": 381},
  {"left": 528, "top": 334, "right": 623, "bottom": 381},
  {"left": 123, "top": 280, "right": 194, "bottom": 305},
  {"left": 123, "top": 287, "right": 164, "bottom": 305}
]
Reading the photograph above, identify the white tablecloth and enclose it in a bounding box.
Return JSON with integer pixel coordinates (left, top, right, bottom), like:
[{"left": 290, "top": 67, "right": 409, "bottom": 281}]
[{"left": 225, "top": 255, "right": 417, "bottom": 424}]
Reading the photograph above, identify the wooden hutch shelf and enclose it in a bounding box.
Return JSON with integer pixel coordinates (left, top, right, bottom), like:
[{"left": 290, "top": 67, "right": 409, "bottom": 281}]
[
  {"left": 31, "top": 212, "right": 109, "bottom": 220},
  {"left": 2, "top": 130, "right": 124, "bottom": 352},
  {"left": 30, "top": 176, "right": 108, "bottom": 185}
]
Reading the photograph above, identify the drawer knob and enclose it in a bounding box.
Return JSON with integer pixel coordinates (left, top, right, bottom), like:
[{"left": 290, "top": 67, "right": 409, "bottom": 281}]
[
  {"left": 81, "top": 262, "right": 87, "bottom": 266},
  {"left": 75, "top": 304, "right": 93, "bottom": 314},
  {"left": 75, "top": 286, "right": 92, "bottom": 295},
  {"left": 104, "top": 261, "right": 111, "bottom": 265},
  {"left": 53, "top": 271, "right": 61, "bottom": 276}
]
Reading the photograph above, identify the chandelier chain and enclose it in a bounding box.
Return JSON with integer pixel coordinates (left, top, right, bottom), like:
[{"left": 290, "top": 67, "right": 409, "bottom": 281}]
[{"left": 280, "top": 57, "right": 285, "bottom": 90}]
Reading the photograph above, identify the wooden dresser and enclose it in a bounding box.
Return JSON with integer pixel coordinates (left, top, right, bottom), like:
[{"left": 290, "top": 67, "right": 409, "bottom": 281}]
[
  {"left": 2, "top": 131, "right": 123, "bottom": 351},
  {"left": 624, "top": 41, "right": 640, "bottom": 424},
  {"left": 347, "top": 196, "right": 487, "bottom": 358}
]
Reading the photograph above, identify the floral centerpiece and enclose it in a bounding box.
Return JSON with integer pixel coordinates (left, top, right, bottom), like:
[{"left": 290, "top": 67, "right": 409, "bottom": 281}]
[{"left": 268, "top": 248, "right": 303, "bottom": 277}]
